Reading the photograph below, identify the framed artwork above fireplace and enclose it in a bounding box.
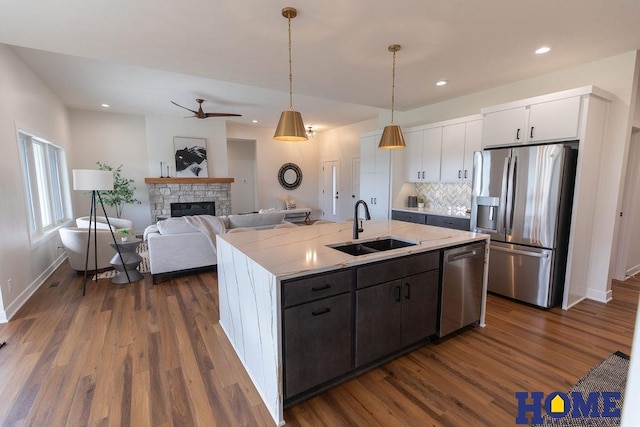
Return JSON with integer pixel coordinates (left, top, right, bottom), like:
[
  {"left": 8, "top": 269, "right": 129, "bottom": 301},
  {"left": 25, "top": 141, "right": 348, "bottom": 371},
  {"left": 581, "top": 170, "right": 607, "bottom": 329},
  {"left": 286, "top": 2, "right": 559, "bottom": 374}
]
[{"left": 174, "top": 136, "right": 208, "bottom": 178}]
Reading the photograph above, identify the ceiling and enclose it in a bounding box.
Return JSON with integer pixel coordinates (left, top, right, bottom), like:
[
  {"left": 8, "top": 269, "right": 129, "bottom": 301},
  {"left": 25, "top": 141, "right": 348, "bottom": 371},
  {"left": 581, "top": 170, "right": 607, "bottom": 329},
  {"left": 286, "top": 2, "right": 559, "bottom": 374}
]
[{"left": 2, "top": 0, "right": 640, "bottom": 132}]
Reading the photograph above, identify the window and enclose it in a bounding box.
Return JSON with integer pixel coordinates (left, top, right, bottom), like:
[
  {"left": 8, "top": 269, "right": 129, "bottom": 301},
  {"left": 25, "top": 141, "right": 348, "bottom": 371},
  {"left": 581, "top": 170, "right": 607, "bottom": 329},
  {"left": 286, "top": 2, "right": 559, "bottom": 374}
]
[{"left": 19, "top": 131, "right": 70, "bottom": 240}]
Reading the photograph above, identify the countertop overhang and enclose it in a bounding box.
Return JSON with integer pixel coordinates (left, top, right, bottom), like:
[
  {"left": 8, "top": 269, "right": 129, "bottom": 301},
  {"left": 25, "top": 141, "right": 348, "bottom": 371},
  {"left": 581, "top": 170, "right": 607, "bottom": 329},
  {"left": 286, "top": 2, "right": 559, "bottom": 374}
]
[{"left": 217, "top": 219, "right": 487, "bottom": 280}]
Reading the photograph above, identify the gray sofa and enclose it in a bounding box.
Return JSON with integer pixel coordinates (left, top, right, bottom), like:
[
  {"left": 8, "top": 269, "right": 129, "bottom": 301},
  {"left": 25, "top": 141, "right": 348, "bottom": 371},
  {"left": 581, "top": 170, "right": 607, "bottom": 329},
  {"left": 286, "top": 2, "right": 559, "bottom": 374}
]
[{"left": 145, "top": 212, "right": 287, "bottom": 282}]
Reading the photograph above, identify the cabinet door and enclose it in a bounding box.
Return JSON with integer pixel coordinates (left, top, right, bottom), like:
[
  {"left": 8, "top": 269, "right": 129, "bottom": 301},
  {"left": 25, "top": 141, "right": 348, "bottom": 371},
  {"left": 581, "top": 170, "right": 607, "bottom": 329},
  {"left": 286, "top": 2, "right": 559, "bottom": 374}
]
[
  {"left": 482, "top": 107, "right": 527, "bottom": 147},
  {"left": 356, "top": 280, "right": 401, "bottom": 367},
  {"left": 360, "top": 135, "right": 377, "bottom": 174},
  {"left": 422, "top": 127, "right": 442, "bottom": 182},
  {"left": 527, "top": 96, "right": 581, "bottom": 142},
  {"left": 440, "top": 123, "right": 466, "bottom": 181},
  {"left": 284, "top": 292, "right": 352, "bottom": 398},
  {"left": 391, "top": 210, "right": 427, "bottom": 224},
  {"left": 462, "top": 119, "right": 482, "bottom": 180},
  {"left": 404, "top": 130, "right": 424, "bottom": 182},
  {"left": 359, "top": 172, "right": 375, "bottom": 206},
  {"left": 400, "top": 270, "right": 439, "bottom": 347}
]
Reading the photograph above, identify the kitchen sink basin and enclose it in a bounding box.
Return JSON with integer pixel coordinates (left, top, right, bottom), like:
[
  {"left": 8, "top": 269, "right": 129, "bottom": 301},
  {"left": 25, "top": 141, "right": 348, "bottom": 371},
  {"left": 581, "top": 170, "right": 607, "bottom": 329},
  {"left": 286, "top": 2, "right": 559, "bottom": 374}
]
[{"left": 328, "top": 237, "right": 417, "bottom": 256}]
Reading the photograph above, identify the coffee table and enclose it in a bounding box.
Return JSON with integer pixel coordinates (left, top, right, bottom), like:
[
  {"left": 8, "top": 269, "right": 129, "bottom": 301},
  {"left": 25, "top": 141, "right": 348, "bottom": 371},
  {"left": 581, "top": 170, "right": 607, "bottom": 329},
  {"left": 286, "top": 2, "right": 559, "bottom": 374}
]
[{"left": 109, "top": 238, "right": 144, "bottom": 284}]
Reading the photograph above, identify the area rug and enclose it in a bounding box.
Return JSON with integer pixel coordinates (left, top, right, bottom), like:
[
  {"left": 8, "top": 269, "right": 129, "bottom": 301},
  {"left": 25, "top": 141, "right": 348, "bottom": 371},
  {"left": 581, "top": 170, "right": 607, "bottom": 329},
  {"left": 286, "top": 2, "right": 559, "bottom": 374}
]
[
  {"left": 94, "top": 242, "right": 149, "bottom": 279},
  {"left": 532, "top": 351, "right": 629, "bottom": 426}
]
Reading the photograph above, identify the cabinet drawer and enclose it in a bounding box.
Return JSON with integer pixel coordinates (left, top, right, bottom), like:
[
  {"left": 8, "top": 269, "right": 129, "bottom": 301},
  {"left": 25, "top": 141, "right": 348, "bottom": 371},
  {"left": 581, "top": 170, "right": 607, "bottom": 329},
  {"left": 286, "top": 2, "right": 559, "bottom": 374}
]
[
  {"left": 357, "top": 251, "right": 439, "bottom": 289},
  {"left": 283, "top": 269, "right": 353, "bottom": 307},
  {"left": 284, "top": 292, "right": 352, "bottom": 398},
  {"left": 426, "top": 215, "right": 470, "bottom": 231},
  {"left": 391, "top": 210, "right": 427, "bottom": 224}
]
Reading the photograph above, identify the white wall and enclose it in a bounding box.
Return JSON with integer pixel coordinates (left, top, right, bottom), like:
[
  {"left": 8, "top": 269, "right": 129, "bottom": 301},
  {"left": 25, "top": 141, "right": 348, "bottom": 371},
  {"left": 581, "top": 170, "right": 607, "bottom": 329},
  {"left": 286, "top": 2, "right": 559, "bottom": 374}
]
[
  {"left": 145, "top": 114, "right": 228, "bottom": 179},
  {"left": 317, "top": 118, "right": 378, "bottom": 221},
  {"left": 0, "top": 45, "right": 71, "bottom": 321},
  {"left": 226, "top": 123, "right": 320, "bottom": 218},
  {"left": 227, "top": 138, "right": 257, "bottom": 215},
  {"left": 69, "top": 110, "right": 149, "bottom": 234}
]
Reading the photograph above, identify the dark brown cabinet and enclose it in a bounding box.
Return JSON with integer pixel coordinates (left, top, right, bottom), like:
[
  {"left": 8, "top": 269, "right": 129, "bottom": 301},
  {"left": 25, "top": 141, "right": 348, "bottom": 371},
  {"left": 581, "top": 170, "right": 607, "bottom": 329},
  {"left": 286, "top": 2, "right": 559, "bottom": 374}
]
[
  {"left": 283, "top": 250, "right": 442, "bottom": 401},
  {"left": 392, "top": 209, "right": 471, "bottom": 231},
  {"left": 391, "top": 210, "right": 427, "bottom": 224},
  {"left": 355, "top": 280, "right": 402, "bottom": 366},
  {"left": 426, "top": 214, "right": 470, "bottom": 231},
  {"left": 355, "top": 252, "right": 440, "bottom": 367},
  {"left": 400, "top": 271, "right": 439, "bottom": 347},
  {"left": 283, "top": 270, "right": 353, "bottom": 400}
]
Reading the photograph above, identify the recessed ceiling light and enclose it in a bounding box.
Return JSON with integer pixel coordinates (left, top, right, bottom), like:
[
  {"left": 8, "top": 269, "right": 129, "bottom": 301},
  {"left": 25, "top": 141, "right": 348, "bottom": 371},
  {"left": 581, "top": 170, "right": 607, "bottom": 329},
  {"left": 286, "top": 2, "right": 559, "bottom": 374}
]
[
  {"left": 535, "top": 46, "right": 551, "bottom": 55},
  {"left": 101, "top": 103, "right": 110, "bottom": 108},
  {"left": 436, "top": 80, "right": 448, "bottom": 86},
  {"left": 252, "top": 120, "right": 258, "bottom": 123}
]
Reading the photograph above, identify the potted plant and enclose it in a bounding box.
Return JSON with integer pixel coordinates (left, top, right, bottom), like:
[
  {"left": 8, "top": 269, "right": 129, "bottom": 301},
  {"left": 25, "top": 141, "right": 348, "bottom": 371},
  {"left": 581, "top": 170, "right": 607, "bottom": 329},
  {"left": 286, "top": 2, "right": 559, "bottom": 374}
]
[
  {"left": 417, "top": 197, "right": 425, "bottom": 208},
  {"left": 117, "top": 228, "right": 130, "bottom": 242},
  {"left": 96, "top": 162, "right": 141, "bottom": 218}
]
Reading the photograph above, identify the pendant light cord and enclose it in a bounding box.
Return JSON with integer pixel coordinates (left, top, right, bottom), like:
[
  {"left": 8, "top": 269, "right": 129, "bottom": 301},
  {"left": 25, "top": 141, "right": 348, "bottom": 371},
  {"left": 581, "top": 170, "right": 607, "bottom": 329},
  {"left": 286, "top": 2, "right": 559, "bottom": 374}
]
[
  {"left": 288, "top": 16, "right": 294, "bottom": 111},
  {"left": 391, "top": 48, "right": 396, "bottom": 124}
]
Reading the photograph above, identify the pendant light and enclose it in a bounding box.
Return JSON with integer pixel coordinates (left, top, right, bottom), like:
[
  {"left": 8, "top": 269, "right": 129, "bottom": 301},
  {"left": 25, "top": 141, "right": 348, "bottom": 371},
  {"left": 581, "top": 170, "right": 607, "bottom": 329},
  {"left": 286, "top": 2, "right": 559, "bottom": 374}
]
[
  {"left": 274, "top": 7, "right": 308, "bottom": 141},
  {"left": 378, "top": 44, "right": 406, "bottom": 149}
]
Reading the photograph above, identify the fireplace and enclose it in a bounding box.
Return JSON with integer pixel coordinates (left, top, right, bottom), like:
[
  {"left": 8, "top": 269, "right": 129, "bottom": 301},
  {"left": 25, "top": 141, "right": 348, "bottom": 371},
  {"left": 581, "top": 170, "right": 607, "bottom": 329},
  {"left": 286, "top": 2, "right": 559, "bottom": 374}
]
[
  {"left": 145, "top": 177, "right": 232, "bottom": 223},
  {"left": 171, "top": 202, "right": 215, "bottom": 217}
]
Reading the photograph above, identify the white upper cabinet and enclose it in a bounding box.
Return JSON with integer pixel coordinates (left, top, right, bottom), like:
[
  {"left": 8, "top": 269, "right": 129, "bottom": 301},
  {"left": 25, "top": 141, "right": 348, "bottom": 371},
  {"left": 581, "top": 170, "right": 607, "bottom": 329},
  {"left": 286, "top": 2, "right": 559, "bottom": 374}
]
[
  {"left": 482, "top": 95, "right": 582, "bottom": 148},
  {"left": 441, "top": 120, "right": 483, "bottom": 181},
  {"left": 528, "top": 96, "right": 581, "bottom": 142},
  {"left": 440, "top": 123, "right": 466, "bottom": 181},
  {"left": 422, "top": 128, "right": 442, "bottom": 182},
  {"left": 403, "top": 127, "right": 442, "bottom": 182},
  {"left": 404, "top": 130, "right": 424, "bottom": 182},
  {"left": 463, "top": 120, "right": 482, "bottom": 177},
  {"left": 481, "top": 107, "right": 527, "bottom": 146}
]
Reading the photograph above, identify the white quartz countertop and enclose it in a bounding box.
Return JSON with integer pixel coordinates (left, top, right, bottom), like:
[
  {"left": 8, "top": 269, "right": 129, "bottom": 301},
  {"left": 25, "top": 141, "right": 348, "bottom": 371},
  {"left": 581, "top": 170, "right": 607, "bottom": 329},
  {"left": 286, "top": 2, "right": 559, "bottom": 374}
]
[
  {"left": 218, "top": 219, "right": 486, "bottom": 280},
  {"left": 392, "top": 207, "right": 471, "bottom": 218}
]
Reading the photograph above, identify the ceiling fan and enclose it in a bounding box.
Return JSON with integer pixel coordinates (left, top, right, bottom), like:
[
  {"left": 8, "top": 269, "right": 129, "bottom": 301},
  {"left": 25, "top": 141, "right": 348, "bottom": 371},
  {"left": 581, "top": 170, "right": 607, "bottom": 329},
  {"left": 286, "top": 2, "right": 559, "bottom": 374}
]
[{"left": 170, "top": 98, "right": 242, "bottom": 119}]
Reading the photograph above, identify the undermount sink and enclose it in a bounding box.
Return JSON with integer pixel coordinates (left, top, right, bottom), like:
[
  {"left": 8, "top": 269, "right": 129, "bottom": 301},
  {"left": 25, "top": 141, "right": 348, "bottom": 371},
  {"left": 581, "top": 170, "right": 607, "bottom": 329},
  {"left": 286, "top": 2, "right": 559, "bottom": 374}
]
[{"left": 328, "top": 237, "right": 417, "bottom": 256}]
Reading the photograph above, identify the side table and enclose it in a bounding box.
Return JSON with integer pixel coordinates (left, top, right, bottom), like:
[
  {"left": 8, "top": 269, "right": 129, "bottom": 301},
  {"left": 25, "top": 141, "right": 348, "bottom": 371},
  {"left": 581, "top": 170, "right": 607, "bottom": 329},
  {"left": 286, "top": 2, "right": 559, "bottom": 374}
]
[{"left": 109, "top": 238, "right": 144, "bottom": 284}]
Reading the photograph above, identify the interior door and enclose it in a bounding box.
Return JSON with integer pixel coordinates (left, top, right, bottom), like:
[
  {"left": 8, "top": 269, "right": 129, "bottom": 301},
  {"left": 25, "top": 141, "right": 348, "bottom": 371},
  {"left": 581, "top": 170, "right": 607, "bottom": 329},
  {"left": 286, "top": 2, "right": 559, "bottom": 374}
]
[{"left": 322, "top": 160, "right": 340, "bottom": 221}]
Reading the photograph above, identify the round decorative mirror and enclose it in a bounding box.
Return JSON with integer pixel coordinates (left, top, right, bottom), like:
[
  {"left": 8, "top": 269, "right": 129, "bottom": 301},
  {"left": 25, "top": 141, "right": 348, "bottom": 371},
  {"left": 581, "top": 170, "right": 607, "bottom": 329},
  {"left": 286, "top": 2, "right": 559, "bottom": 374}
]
[{"left": 278, "top": 163, "right": 303, "bottom": 190}]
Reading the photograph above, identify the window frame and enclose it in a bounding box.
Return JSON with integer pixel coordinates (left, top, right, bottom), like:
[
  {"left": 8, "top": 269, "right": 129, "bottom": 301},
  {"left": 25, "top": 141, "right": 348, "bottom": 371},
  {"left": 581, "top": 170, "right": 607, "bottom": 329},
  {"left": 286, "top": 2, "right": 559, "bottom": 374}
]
[{"left": 18, "top": 130, "right": 72, "bottom": 244}]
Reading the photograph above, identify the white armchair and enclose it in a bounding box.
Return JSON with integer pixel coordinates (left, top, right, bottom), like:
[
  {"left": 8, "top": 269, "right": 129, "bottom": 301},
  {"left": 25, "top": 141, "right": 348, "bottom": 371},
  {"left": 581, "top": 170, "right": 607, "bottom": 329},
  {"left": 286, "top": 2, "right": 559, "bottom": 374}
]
[
  {"left": 59, "top": 227, "right": 117, "bottom": 272},
  {"left": 76, "top": 216, "right": 133, "bottom": 234}
]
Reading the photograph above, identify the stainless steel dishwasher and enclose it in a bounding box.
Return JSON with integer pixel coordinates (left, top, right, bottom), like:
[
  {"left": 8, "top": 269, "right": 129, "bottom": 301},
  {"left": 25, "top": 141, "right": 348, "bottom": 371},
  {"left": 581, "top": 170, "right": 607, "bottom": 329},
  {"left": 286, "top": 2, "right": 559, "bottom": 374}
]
[{"left": 439, "top": 242, "right": 486, "bottom": 337}]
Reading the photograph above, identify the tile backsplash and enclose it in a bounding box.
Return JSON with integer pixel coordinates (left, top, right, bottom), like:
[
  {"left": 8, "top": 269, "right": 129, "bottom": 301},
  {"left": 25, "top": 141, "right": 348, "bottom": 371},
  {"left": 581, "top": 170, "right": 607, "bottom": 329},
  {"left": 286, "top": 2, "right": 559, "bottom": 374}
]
[{"left": 414, "top": 182, "right": 471, "bottom": 211}]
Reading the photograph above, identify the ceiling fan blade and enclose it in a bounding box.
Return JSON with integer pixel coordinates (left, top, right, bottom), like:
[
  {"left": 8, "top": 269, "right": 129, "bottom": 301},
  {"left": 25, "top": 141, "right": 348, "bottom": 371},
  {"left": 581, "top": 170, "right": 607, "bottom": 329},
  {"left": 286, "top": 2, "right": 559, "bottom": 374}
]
[
  {"left": 204, "top": 113, "right": 242, "bottom": 118},
  {"left": 171, "top": 101, "right": 198, "bottom": 114}
]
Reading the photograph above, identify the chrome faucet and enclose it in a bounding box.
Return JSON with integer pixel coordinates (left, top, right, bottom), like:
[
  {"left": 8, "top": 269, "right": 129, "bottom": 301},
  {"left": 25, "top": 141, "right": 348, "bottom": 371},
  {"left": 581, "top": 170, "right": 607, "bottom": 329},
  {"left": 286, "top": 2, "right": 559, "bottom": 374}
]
[{"left": 353, "top": 200, "right": 371, "bottom": 240}]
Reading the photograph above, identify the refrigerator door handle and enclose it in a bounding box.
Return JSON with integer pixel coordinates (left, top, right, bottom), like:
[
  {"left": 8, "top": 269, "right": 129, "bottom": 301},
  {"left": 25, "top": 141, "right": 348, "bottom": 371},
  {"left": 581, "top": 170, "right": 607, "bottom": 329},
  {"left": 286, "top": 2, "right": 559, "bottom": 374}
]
[
  {"left": 505, "top": 156, "right": 517, "bottom": 235},
  {"left": 499, "top": 156, "right": 510, "bottom": 234},
  {"left": 491, "top": 245, "right": 550, "bottom": 258}
]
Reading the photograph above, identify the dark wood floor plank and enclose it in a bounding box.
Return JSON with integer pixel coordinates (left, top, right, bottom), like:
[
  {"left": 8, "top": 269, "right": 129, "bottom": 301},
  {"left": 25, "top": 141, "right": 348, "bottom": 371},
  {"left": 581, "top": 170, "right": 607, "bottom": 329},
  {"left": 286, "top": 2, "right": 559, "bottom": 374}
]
[{"left": 0, "top": 262, "right": 636, "bottom": 426}]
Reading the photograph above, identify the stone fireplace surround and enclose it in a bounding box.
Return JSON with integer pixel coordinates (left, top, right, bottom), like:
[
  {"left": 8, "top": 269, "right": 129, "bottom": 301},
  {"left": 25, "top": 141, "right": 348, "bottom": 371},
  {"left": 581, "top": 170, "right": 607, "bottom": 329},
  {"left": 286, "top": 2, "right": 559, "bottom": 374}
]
[{"left": 145, "top": 177, "right": 233, "bottom": 223}]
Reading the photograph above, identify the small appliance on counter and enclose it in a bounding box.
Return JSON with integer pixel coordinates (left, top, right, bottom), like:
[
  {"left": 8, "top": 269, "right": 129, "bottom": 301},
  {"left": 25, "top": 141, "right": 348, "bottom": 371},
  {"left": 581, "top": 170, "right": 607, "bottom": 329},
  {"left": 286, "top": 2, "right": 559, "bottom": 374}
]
[{"left": 407, "top": 195, "right": 418, "bottom": 207}]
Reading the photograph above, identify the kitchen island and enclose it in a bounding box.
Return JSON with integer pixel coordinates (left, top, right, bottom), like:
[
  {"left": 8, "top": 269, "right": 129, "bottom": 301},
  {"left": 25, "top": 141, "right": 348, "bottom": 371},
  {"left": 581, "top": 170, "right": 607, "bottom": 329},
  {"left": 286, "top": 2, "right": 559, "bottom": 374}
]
[{"left": 216, "top": 219, "right": 488, "bottom": 425}]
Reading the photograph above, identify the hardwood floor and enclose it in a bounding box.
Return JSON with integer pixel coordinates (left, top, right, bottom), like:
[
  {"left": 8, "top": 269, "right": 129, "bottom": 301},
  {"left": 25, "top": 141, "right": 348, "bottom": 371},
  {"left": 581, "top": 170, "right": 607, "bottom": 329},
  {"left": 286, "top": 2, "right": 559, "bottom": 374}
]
[{"left": 0, "top": 264, "right": 637, "bottom": 426}]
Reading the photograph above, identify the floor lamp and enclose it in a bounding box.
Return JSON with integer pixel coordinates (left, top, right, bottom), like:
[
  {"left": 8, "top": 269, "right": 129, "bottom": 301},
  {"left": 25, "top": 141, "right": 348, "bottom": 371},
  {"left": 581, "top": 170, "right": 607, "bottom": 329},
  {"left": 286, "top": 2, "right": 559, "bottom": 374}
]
[{"left": 72, "top": 169, "right": 130, "bottom": 295}]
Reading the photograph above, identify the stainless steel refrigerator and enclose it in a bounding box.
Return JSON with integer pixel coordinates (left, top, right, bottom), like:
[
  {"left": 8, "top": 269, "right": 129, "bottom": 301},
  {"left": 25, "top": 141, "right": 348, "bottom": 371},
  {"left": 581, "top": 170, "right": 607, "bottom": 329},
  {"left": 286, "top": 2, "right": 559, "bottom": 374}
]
[{"left": 470, "top": 143, "right": 578, "bottom": 308}]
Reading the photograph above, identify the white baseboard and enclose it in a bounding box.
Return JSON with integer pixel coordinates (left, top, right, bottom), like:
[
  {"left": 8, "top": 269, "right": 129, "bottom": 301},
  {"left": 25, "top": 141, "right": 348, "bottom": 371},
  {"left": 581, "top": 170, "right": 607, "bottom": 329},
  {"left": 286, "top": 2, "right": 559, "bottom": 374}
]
[
  {"left": 626, "top": 264, "right": 640, "bottom": 279},
  {"left": 0, "top": 254, "right": 66, "bottom": 323},
  {"left": 586, "top": 287, "right": 613, "bottom": 303}
]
